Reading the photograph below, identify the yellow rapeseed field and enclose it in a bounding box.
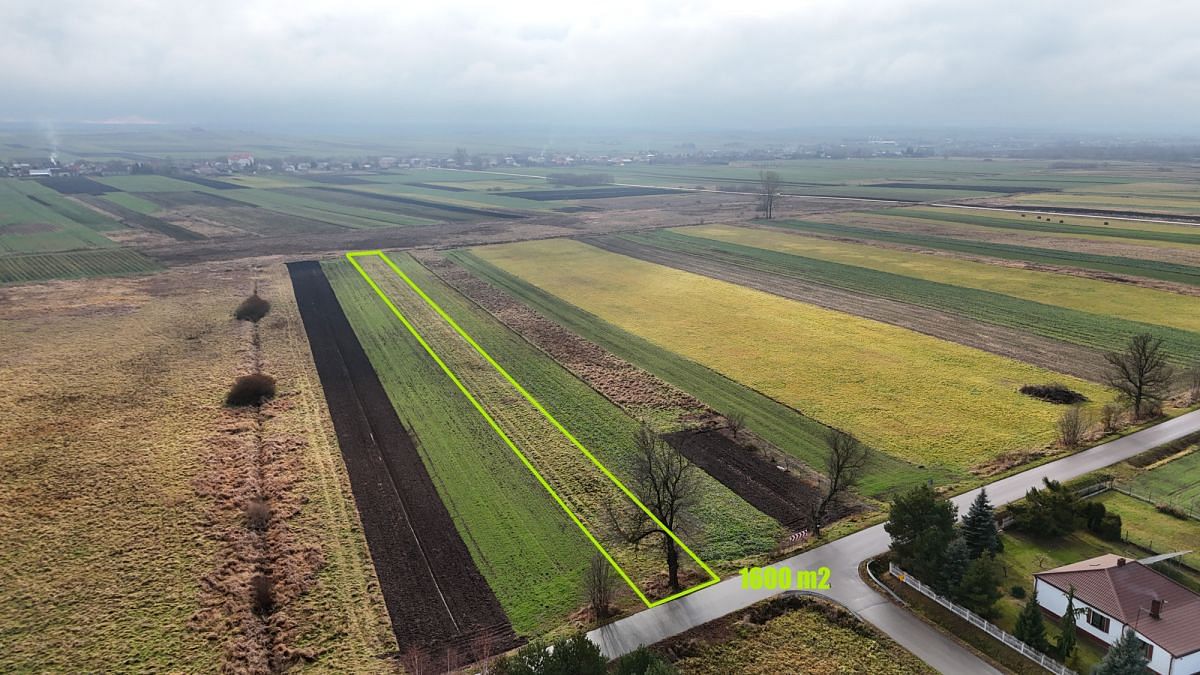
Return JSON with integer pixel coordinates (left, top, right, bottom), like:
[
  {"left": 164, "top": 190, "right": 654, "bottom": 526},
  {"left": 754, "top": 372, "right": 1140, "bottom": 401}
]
[
  {"left": 474, "top": 239, "right": 1109, "bottom": 471},
  {"left": 681, "top": 224, "right": 1200, "bottom": 334}
]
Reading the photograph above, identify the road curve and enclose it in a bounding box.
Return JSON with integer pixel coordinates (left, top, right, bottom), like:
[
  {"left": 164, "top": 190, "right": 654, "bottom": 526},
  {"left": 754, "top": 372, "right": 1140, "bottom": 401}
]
[{"left": 588, "top": 409, "right": 1200, "bottom": 674}]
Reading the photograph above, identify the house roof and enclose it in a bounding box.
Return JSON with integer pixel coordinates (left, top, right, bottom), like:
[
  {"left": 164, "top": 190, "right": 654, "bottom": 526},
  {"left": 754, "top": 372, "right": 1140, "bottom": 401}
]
[{"left": 1035, "top": 554, "right": 1200, "bottom": 657}]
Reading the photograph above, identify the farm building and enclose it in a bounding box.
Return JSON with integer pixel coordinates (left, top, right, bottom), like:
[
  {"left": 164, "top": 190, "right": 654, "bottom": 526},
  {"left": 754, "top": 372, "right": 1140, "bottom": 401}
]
[{"left": 1034, "top": 554, "right": 1200, "bottom": 674}]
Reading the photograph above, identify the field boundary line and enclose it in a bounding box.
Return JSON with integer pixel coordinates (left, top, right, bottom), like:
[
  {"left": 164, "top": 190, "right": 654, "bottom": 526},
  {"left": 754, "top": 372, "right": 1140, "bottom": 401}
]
[{"left": 346, "top": 250, "right": 720, "bottom": 607}]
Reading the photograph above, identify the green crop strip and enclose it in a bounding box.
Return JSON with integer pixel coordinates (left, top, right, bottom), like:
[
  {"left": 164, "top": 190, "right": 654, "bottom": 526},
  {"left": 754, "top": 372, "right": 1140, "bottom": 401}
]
[
  {"left": 771, "top": 219, "right": 1200, "bottom": 287},
  {"left": 346, "top": 250, "right": 719, "bottom": 607},
  {"left": 624, "top": 229, "right": 1200, "bottom": 366}
]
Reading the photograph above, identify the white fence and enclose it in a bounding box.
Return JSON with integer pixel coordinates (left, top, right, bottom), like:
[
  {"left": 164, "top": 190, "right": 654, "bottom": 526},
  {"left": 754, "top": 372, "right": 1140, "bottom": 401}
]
[{"left": 888, "top": 563, "right": 1075, "bottom": 675}]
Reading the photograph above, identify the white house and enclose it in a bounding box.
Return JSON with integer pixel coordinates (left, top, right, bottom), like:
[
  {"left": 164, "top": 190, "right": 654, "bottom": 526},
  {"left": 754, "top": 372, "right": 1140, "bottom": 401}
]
[{"left": 1034, "top": 554, "right": 1200, "bottom": 675}]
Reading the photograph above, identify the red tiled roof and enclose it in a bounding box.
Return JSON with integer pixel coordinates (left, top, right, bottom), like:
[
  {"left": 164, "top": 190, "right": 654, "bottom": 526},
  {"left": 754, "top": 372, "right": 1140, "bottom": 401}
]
[{"left": 1036, "top": 554, "right": 1200, "bottom": 657}]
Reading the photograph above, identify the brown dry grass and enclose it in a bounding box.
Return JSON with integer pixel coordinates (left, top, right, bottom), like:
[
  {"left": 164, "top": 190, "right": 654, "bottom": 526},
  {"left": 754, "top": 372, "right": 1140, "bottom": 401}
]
[{"left": 0, "top": 261, "right": 395, "bottom": 672}]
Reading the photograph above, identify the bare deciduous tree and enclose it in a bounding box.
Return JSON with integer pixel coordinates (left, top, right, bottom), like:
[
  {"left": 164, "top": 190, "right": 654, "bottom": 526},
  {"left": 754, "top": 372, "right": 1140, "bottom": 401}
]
[
  {"left": 726, "top": 411, "right": 745, "bottom": 441},
  {"left": 758, "top": 170, "right": 781, "bottom": 219},
  {"left": 1103, "top": 333, "right": 1174, "bottom": 418},
  {"left": 584, "top": 552, "right": 617, "bottom": 621},
  {"left": 609, "top": 424, "right": 698, "bottom": 593},
  {"left": 1057, "top": 405, "right": 1089, "bottom": 449},
  {"left": 809, "top": 428, "right": 869, "bottom": 537}
]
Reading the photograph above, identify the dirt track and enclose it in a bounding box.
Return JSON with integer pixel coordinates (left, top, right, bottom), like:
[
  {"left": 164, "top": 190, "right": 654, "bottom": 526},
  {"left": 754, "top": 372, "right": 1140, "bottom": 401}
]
[
  {"left": 589, "top": 236, "right": 1108, "bottom": 382},
  {"left": 287, "top": 261, "right": 515, "bottom": 657}
]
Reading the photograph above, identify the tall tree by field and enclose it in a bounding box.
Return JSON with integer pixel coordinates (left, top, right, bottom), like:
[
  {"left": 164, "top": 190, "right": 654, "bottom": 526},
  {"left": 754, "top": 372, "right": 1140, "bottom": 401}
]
[
  {"left": 1055, "top": 586, "right": 1081, "bottom": 663},
  {"left": 961, "top": 489, "right": 1002, "bottom": 559},
  {"left": 1092, "top": 628, "right": 1149, "bottom": 675},
  {"left": 955, "top": 555, "right": 1003, "bottom": 618},
  {"left": 758, "top": 170, "right": 781, "bottom": 219},
  {"left": 1103, "top": 333, "right": 1173, "bottom": 418},
  {"left": 885, "top": 484, "right": 958, "bottom": 582},
  {"left": 809, "top": 428, "right": 869, "bottom": 537},
  {"left": 1014, "top": 588, "right": 1049, "bottom": 653},
  {"left": 611, "top": 424, "right": 698, "bottom": 593}
]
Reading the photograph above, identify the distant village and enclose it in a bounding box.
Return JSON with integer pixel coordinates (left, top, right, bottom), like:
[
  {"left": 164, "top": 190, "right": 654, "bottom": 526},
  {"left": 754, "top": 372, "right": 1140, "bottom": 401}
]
[{"left": 0, "top": 141, "right": 939, "bottom": 179}]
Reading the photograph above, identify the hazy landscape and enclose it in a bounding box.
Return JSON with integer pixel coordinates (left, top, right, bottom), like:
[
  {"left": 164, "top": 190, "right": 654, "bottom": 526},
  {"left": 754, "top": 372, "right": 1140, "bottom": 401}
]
[{"left": 3, "top": 2, "right": 1199, "bottom": 674}]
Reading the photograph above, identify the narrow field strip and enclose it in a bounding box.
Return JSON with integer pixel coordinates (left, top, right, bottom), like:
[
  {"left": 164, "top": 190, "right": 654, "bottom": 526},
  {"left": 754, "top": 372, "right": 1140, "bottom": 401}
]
[
  {"left": 347, "top": 250, "right": 719, "bottom": 607},
  {"left": 772, "top": 218, "right": 1200, "bottom": 287}
]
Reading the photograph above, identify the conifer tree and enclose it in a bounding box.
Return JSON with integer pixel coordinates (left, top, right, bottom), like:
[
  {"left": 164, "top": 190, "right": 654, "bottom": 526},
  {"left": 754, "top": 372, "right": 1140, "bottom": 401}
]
[
  {"left": 1092, "top": 628, "right": 1149, "bottom": 675},
  {"left": 1014, "top": 589, "right": 1049, "bottom": 653},
  {"left": 938, "top": 536, "right": 970, "bottom": 597},
  {"left": 956, "top": 555, "right": 1003, "bottom": 618},
  {"left": 962, "top": 489, "right": 1002, "bottom": 559},
  {"left": 1056, "top": 586, "right": 1080, "bottom": 663}
]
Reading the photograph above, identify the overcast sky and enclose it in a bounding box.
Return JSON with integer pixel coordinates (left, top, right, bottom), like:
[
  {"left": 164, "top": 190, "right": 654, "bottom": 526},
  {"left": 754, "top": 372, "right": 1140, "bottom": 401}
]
[{"left": 3, "top": 0, "right": 1198, "bottom": 133}]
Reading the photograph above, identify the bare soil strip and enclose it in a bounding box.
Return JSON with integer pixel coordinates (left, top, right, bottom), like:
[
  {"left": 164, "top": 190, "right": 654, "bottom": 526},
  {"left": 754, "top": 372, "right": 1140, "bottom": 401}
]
[
  {"left": 416, "top": 252, "right": 830, "bottom": 527},
  {"left": 588, "top": 236, "right": 1108, "bottom": 382},
  {"left": 664, "top": 429, "right": 838, "bottom": 530},
  {"left": 287, "top": 261, "right": 515, "bottom": 655}
]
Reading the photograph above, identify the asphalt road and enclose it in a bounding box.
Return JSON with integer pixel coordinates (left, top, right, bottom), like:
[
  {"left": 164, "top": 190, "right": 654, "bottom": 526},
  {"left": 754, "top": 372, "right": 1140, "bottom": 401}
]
[{"left": 588, "top": 409, "right": 1200, "bottom": 673}]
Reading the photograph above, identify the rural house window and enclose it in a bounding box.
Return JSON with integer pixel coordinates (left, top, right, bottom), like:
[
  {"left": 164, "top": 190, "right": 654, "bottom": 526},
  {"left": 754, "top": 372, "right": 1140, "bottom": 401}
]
[
  {"left": 1086, "top": 608, "right": 1110, "bottom": 632},
  {"left": 1136, "top": 638, "right": 1153, "bottom": 660}
]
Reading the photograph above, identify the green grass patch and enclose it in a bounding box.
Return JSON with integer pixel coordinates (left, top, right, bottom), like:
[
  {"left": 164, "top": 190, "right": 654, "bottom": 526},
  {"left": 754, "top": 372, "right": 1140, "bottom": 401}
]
[
  {"left": 1094, "top": 492, "right": 1200, "bottom": 569},
  {"left": 0, "top": 248, "right": 163, "bottom": 284},
  {"left": 100, "top": 191, "right": 163, "bottom": 215},
  {"left": 1126, "top": 448, "right": 1200, "bottom": 505}
]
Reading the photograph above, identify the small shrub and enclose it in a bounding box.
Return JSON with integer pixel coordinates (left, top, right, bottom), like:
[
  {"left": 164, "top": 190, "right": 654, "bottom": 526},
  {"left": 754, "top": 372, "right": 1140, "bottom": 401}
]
[
  {"left": 1156, "top": 503, "right": 1189, "bottom": 519},
  {"left": 250, "top": 574, "right": 274, "bottom": 615},
  {"left": 234, "top": 294, "right": 271, "bottom": 322},
  {"left": 1096, "top": 513, "right": 1123, "bottom": 541},
  {"left": 1020, "top": 383, "right": 1089, "bottom": 405},
  {"left": 1010, "top": 585, "right": 1026, "bottom": 599},
  {"left": 1100, "top": 402, "right": 1123, "bottom": 434},
  {"left": 226, "top": 373, "right": 276, "bottom": 406}
]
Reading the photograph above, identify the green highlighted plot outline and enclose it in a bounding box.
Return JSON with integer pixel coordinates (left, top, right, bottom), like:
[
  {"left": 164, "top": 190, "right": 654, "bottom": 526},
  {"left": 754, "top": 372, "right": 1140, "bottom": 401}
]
[{"left": 346, "top": 250, "right": 719, "bottom": 607}]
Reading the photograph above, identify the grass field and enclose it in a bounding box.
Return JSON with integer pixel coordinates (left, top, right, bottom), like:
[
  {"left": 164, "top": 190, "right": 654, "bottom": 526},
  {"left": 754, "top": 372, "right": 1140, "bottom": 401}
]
[
  {"left": 1094, "top": 492, "right": 1200, "bottom": 569},
  {"left": 0, "top": 248, "right": 163, "bottom": 284},
  {"left": 1005, "top": 191, "right": 1200, "bottom": 216},
  {"left": 675, "top": 225, "right": 1200, "bottom": 343},
  {"left": 771, "top": 218, "right": 1200, "bottom": 287},
  {"left": 449, "top": 249, "right": 942, "bottom": 496},
  {"left": 1126, "top": 448, "right": 1200, "bottom": 506},
  {"left": 0, "top": 265, "right": 393, "bottom": 672},
  {"left": 327, "top": 253, "right": 781, "bottom": 629},
  {"left": 100, "top": 191, "right": 165, "bottom": 215},
  {"left": 0, "top": 180, "right": 119, "bottom": 253},
  {"left": 471, "top": 239, "right": 1109, "bottom": 474}
]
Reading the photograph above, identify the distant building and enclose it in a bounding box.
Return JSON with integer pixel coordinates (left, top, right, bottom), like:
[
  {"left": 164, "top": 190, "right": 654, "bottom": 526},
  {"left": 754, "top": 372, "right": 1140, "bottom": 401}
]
[
  {"left": 1034, "top": 554, "right": 1200, "bottom": 674},
  {"left": 378, "top": 156, "right": 398, "bottom": 168},
  {"left": 228, "top": 152, "right": 255, "bottom": 169}
]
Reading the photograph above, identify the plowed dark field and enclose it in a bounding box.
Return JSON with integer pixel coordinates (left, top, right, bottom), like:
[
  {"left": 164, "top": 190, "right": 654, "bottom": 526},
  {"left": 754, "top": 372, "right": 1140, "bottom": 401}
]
[
  {"left": 664, "top": 429, "right": 827, "bottom": 529},
  {"left": 287, "top": 261, "right": 516, "bottom": 657}
]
